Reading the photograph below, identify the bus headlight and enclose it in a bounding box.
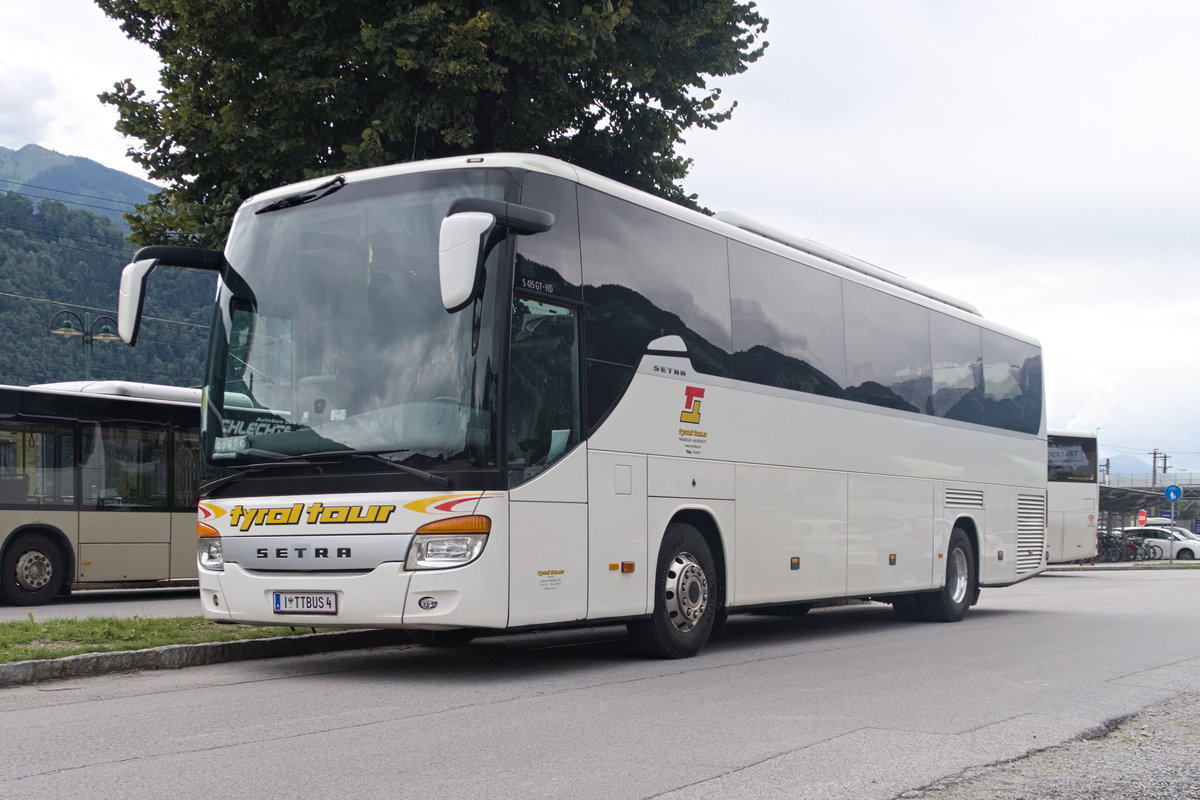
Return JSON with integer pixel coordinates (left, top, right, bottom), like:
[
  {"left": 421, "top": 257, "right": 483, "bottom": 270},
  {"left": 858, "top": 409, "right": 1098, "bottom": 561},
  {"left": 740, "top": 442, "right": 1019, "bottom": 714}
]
[
  {"left": 197, "top": 523, "right": 224, "bottom": 571},
  {"left": 405, "top": 515, "right": 490, "bottom": 570}
]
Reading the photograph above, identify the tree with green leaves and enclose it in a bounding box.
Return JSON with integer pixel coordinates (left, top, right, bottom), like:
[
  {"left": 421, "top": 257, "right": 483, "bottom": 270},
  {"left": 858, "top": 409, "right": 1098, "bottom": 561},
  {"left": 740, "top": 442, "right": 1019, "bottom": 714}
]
[{"left": 97, "top": 0, "right": 768, "bottom": 248}]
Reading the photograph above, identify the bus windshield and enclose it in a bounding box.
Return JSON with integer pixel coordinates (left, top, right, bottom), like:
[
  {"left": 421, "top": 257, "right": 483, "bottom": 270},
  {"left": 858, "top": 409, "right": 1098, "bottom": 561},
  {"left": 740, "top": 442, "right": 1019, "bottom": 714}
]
[{"left": 202, "top": 169, "right": 510, "bottom": 472}]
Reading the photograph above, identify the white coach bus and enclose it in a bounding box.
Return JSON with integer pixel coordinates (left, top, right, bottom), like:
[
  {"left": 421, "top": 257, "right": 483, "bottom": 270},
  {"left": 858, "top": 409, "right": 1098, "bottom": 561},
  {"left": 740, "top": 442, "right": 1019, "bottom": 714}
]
[
  {"left": 117, "top": 154, "right": 1046, "bottom": 658},
  {"left": 1046, "top": 431, "right": 1099, "bottom": 563}
]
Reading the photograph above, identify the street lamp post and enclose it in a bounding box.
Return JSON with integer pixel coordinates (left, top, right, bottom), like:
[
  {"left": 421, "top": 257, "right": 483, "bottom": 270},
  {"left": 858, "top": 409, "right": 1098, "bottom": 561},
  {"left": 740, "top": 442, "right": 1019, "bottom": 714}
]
[{"left": 49, "top": 309, "right": 122, "bottom": 381}]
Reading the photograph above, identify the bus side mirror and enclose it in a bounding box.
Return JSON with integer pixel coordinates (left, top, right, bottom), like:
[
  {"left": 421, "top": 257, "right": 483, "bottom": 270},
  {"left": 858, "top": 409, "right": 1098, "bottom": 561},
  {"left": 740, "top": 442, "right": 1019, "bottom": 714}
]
[
  {"left": 439, "top": 212, "right": 497, "bottom": 312},
  {"left": 117, "top": 245, "right": 226, "bottom": 345},
  {"left": 118, "top": 258, "right": 159, "bottom": 346},
  {"left": 439, "top": 198, "right": 554, "bottom": 312}
]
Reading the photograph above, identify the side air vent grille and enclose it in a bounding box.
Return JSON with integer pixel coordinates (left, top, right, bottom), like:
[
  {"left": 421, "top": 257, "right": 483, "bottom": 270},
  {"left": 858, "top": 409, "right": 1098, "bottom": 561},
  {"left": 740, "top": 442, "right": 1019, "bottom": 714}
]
[
  {"left": 1016, "top": 494, "right": 1047, "bottom": 574},
  {"left": 945, "top": 488, "right": 985, "bottom": 508}
]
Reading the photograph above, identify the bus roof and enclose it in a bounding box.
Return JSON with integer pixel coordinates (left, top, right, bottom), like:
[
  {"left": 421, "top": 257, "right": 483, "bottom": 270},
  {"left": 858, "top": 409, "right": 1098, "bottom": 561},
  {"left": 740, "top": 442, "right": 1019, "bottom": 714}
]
[
  {"left": 239, "top": 152, "right": 1036, "bottom": 343},
  {"left": 26, "top": 381, "right": 201, "bottom": 405}
]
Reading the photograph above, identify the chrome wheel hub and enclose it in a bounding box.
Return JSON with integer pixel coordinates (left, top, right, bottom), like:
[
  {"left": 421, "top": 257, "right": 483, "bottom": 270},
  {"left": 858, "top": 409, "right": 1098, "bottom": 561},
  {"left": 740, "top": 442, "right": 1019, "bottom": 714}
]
[
  {"left": 664, "top": 551, "right": 708, "bottom": 632},
  {"left": 948, "top": 547, "right": 969, "bottom": 605},
  {"left": 16, "top": 550, "right": 52, "bottom": 591}
]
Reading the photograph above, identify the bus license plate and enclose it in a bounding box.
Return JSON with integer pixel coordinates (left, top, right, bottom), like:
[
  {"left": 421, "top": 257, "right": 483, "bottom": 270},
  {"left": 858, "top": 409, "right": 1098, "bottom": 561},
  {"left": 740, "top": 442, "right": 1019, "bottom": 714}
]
[{"left": 273, "top": 591, "right": 338, "bottom": 615}]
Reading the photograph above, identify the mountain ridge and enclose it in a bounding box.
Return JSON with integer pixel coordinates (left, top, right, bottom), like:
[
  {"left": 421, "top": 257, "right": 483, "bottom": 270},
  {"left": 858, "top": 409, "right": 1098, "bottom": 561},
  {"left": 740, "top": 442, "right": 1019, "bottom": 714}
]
[{"left": 0, "top": 144, "right": 157, "bottom": 229}]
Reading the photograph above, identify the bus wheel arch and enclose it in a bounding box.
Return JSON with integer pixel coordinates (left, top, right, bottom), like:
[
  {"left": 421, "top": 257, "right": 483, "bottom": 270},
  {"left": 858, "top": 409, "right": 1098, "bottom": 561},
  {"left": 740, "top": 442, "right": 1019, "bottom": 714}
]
[
  {"left": 1, "top": 526, "right": 72, "bottom": 606},
  {"left": 630, "top": 512, "right": 725, "bottom": 658}
]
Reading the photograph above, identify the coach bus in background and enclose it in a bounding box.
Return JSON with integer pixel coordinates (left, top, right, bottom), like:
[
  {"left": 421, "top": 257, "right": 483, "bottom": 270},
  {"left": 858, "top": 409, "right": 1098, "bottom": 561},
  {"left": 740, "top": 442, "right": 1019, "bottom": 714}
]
[
  {"left": 1046, "top": 431, "right": 1099, "bottom": 563},
  {"left": 117, "top": 153, "right": 1047, "bottom": 658},
  {"left": 0, "top": 381, "right": 201, "bottom": 605}
]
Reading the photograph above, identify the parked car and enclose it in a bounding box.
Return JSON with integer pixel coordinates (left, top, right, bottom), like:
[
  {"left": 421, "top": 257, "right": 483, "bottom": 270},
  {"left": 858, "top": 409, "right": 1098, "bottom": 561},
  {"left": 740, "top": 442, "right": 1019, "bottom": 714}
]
[{"left": 1120, "top": 526, "right": 1199, "bottom": 559}]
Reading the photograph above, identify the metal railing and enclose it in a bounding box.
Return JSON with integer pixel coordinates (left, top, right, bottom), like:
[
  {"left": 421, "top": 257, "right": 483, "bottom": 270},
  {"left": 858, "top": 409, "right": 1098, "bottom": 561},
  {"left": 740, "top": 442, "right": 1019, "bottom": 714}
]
[{"left": 1105, "top": 473, "right": 1200, "bottom": 487}]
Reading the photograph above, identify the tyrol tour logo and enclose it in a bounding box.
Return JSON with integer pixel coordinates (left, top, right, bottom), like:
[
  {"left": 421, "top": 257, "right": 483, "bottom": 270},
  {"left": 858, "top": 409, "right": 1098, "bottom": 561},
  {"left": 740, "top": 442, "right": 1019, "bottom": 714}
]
[{"left": 678, "top": 386, "right": 709, "bottom": 454}]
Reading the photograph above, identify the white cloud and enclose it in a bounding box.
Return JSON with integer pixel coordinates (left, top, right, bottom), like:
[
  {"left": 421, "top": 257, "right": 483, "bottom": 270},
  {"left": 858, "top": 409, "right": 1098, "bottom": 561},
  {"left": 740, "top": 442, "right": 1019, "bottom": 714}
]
[
  {"left": 0, "top": 66, "right": 58, "bottom": 146},
  {"left": 0, "top": 0, "right": 161, "bottom": 177}
]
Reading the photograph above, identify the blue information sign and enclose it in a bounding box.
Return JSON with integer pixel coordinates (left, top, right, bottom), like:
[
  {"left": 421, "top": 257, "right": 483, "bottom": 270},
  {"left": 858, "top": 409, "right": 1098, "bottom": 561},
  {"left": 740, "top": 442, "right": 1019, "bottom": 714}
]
[{"left": 1165, "top": 484, "right": 1183, "bottom": 502}]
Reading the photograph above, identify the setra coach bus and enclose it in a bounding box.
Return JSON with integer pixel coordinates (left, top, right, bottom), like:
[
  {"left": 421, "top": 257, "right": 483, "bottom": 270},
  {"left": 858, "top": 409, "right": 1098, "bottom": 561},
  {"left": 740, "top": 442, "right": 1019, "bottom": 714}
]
[{"left": 116, "top": 154, "right": 1047, "bottom": 657}]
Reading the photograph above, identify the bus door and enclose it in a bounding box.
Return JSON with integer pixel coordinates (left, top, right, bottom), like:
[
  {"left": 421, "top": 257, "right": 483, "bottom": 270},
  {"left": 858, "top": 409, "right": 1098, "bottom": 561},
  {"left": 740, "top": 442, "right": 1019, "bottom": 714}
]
[
  {"left": 0, "top": 419, "right": 80, "bottom": 571},
  {"left": 78, "top": 420, "right": 172, "bottom": 581},
  {"left": 506, "top": 296, "right": 588, "bottom": 627}
]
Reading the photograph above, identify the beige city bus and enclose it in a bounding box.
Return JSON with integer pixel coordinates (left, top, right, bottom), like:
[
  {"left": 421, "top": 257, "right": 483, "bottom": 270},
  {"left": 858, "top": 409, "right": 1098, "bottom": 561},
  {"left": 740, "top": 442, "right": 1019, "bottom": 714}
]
[{"left": 0, "top": 381, "right": 202, "bottom": 605}]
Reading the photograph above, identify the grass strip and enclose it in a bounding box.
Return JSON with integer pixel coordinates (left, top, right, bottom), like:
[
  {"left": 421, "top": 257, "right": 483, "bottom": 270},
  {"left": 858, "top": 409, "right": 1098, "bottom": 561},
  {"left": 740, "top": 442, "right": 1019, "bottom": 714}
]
[{"left": 0, "top": 615, "right": 303, "bottom": 664}]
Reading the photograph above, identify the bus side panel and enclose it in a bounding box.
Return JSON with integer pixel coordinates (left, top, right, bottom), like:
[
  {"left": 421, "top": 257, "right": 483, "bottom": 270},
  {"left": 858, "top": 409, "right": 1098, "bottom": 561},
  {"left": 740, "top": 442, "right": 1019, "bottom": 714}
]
[
  {"left": 170, "top": 511, "right": 198, "bottom": 579},
  {"left": 732, "top": 464, "right": 848, "bottom": 606},
  {"left": 508, "top": 501, "right": 587, "bottom": 627},
  {"left": 76, "top": 510, "right": 171, "bottom": 582},
  {"left": 1046, "top": 511, "right": 1067, "bottom": 564},
  {"left": 981, "top": 488, "right": 1018, "bottom": 586},
  {"left": 77, "top": 509, "right": 170, "bottom": 544},
  {"left": 78, "top": 542, "right": 170, "bottom": 582},
  {"left": 846, "top": 475, "right": 935, "bottom": 596},
  {"left": 586, "top": 450, "right": 648, "bottom": 619}
]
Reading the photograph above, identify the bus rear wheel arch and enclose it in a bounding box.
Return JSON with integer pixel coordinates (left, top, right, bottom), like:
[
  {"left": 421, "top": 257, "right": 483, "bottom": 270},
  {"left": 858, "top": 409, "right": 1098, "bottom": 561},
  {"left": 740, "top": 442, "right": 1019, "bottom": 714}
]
[
  {"left": 629, "top": 521, "right": 720, "bottom": 659},
  {"left": 1, "top": 530, "right": 68, "bottom": 606},
  {"left": 891, "top": 526, "right": 977, "bottom": 623}
]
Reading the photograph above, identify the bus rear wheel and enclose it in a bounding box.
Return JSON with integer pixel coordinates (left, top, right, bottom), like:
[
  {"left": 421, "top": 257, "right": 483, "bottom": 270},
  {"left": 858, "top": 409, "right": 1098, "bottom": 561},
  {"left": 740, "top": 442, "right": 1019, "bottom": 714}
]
[
  {"left": 2, "top": 532, "right": 66, "bottom": 606},
  {"left": 629, "top": 522, "right": 718, "bottom": 659},
  {"left": 916, "top": 528, "right": 976, "bottom": 622}
]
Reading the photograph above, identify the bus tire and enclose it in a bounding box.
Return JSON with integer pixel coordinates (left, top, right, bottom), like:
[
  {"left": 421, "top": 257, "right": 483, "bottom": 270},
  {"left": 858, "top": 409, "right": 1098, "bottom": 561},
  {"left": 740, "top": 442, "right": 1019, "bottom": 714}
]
[
  {"left": 2, "top": 532, "right": 66, "bottom": 606},
  {"left": 407, "top": 628, "right": 479, "bottom": 647},
  {"left": 917, "top": 528, "right": 976, "bottom": 623},
  {"left": 629, "top": 522, "right": 718, "bottom": 659}
]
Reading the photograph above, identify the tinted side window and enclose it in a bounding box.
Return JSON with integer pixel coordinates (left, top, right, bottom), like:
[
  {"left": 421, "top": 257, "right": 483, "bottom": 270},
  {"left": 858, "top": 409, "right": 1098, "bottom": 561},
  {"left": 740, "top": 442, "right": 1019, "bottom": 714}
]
[
  {"left": 516, "top": 172, "right": 582, "bottom": 301},
  {"left": 982, "top": 331, "right": 1043, "bottom": 434},
  {"left": 930, "top": 311, "right": 984, "bottom": 424},
  {"left": 579, "top": 188, "right": 731, "bottom": 375},
  {"left": 0, "top": 420, "right": 74, "bottom": 508},
  {"left": 730, "top": 241, "right": 846, "bottom": 397},
  {"left": 843, "top": 281, "right": 932, "bottom": 413}
]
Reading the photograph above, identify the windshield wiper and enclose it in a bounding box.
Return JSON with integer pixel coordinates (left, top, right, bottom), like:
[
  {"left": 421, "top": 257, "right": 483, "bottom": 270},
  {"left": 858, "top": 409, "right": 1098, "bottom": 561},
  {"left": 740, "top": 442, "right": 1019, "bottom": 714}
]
[
  {"left": 299, "top": 449, "right": 452, "bottom": 489},
  {"left": 255, "top": 175, "right": 346, "bottom": 214}
]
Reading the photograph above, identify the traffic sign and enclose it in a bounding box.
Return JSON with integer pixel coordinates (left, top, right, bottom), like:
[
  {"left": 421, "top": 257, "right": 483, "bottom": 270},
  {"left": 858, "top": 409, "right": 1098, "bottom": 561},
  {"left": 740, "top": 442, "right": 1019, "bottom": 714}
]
[
  {"left": 1137, "top": 509, "right": 1148, "bottom": 525},
  {"left": 1165, "top": 484, "right": 1183, "bottom": 502}
]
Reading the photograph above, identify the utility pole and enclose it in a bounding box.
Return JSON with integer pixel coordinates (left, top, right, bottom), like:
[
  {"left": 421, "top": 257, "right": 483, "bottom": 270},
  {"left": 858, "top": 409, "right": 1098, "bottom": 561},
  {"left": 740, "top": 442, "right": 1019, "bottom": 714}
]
[{"left": 1148, "top": 450, "right": 1172, "bottom": 487}]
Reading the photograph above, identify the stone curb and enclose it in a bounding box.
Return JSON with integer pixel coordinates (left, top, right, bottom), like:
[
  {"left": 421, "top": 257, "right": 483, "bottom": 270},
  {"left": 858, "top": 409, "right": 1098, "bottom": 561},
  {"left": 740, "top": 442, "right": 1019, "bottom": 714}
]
[
  {"left": 0, "top": 629, "right": 410, "bottom": 690},
  {"left": 1045, "top": 562, "right": 1200, "bottom": 571}
]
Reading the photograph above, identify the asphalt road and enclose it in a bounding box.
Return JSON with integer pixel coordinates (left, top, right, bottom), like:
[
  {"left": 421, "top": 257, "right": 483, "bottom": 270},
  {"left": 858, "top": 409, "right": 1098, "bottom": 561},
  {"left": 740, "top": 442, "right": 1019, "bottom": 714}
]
[
  {"left": 0, "top": 587, "right": 201, "bottom": 622},
  {"left": 2, "top": 570, "right": 1198, "bottom": 800}
]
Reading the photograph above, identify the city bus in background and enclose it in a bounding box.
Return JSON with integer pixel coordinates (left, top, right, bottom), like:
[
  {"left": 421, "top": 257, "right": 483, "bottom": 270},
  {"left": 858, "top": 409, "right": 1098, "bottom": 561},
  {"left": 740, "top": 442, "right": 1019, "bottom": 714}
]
[
  {"left": 118, "top": 153, "right": 1047, "bottom": 658},
  {"left": 1046, "top": 431, "right": 1099, "bottom": 563},
  {"left": 0, "top": 381, "right": 202, "bottom": 605}
]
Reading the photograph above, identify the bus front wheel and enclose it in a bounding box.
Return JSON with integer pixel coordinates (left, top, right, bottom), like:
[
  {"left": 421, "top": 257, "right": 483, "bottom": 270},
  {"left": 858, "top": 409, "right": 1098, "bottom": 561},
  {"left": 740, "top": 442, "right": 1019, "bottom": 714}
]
[
  {"left": 629, "top": 522, "right": 718, "bottom": 659},
  {"left": 2, "top": 532, "right": 66, "bottom": 606}
]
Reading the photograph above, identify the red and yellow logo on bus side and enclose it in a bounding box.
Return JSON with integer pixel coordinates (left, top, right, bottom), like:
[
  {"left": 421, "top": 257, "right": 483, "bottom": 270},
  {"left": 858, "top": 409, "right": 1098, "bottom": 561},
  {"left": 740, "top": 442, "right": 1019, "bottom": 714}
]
[{"left": 680, "top": 386, "right": 705, "bottom": 424}]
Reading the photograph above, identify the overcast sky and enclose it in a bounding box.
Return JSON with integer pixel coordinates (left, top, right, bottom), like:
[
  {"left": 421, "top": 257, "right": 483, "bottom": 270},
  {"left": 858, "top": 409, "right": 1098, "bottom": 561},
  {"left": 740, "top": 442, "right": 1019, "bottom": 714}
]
[{"left": 1, "top": 0, "right": 1197, "bottom": 471}]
